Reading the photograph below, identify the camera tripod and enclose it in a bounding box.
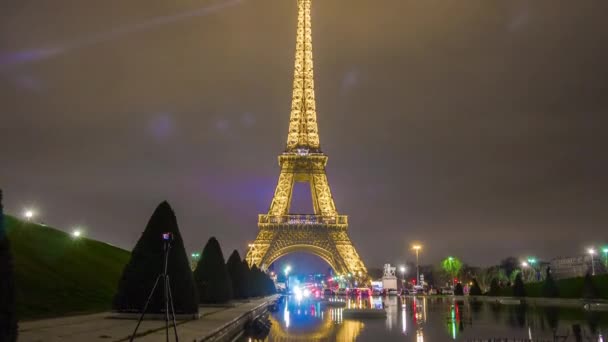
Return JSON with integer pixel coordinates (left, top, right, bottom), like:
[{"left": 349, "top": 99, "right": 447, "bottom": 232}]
[{"left": 130, "top": 238, "right": 179, "bottom": 342}]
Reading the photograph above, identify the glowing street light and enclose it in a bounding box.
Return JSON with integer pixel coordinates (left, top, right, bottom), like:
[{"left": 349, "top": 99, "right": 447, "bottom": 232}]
[
  {"left": 588, "top": 248, "right": 596, "bottom": 276},
  {"left": 412, "top": 244, "right": 422, "bottom": 285},
  {"left": 399, "top": 265, "right": 407, "bottom": 289},
  {"left": 284, "top": 265, "right": 292, "bottom": 276},
  {"left": 72, "top": 229, "right": 82, "bottom": 238},
  {"left": 23, "top": 209, "right": 35, "bottom": 221},
  {"left": 521, "top": 261, "right": 529, "bottom": 268}
]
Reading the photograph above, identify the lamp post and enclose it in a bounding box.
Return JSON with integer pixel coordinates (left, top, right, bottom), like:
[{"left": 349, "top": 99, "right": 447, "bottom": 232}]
[
  {"left": 23, "top": 209, "right": 34, "bottom": 221},
  {"left": 399, "top": 266, "right": 406, "bottom": 289},
  {"left": 412, "top": 245, "right": 422, "bottom": 285},
  {"left": 588, "top": 248, "right": 596, "bottom": 276}
]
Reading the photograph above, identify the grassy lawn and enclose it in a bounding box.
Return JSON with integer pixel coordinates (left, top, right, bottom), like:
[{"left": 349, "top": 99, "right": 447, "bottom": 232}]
[{"left": 5, "top": 215, "right": 130, "bottom": 320}]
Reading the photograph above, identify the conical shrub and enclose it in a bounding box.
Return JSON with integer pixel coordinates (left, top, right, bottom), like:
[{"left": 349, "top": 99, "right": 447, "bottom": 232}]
[
  {"left": 240, "top": 260, "right": 251, "bottom": 299},
  {"left": 541, "top": 269, "right": 559, "bottom": 298},
  {"left": 469, "top": 278, "right": 482, "bottom": 296},
  {"left": 487, "top": 278, "right": 500, "bottom": 296},
  {"left": 0, "top": 190, "right": 18, "bottom": 342},
  {"left": 513, "top": 273, "right": 526, "bottom": 297},
  {"left": 582, "top": 272, "right": 598, "bottom": 299},
  {"left": 194, "top": 237, "right": 233, "bottom": 303},
  {"left": 227, "top": 250, "right": 247, "bottom": 299},
  {"left": 113, "top": 201, "right": 198, "bottom": 314}
]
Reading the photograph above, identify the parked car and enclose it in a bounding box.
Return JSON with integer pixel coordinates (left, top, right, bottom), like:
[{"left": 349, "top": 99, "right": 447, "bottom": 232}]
[
  {"left": 387, "top": 289, "right": 399, "bottom": 296},
  {"left": 411, "top": 286, "right": 425, "bottom": 295},
  {"left": 337, "top": 288, "right": 348, "bottom": 296},
  {"left": 440, "top": 287, "right": 454, "bottom": 295},
  {"left": 323, "top": 288, "right": 335, "bottom": 296}
]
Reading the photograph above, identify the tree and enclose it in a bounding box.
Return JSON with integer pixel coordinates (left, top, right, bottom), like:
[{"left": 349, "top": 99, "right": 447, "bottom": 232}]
[
  {"left": 500, "top": 257, "right": 519, "bottom": 279},
  {"left": 487, "top": 278, "right": 501, "bottom": 296},
  {"left": 0, "top": 190, "right": 18, "bottom": 342},
  {"left": 226, "top": 250, "right": 246, "bottom": 299},
  {"left": 113, "top": 201, "right": 199, "bottom": 314},
  {"left": 441, "top": 257, "right": 463, "bottom": 285},
  {"left": 513, "top": 273, "right": 526, "bottom": 297},
  {"left": 249, "top": 265, "right": 264, "bottom": 297},
  {"left": 541, "top": 268, "right": 559, "bottom": 298},
  {"left": 194, "top": 237, "right": 233, "bottom": 303},
  {"left": 454, "top": 283, "right": 464, "bottom": 296},
  {"left": 477, "top": 266, "right": 499, "bottom": 292},
  {"left": 240, "top": 260, "right": 251, "bottom": 298},
  {"left": 582, "top": 272, "right": 598, "bottom": 299},
  {"left": 469, "top": 278, "right": 482, "bottom": 296}
]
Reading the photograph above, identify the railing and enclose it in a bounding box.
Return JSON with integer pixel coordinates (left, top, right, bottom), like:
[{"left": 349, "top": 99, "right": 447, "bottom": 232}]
[{"left": 258, "top": 214, "right": 348, "bottom": 225}]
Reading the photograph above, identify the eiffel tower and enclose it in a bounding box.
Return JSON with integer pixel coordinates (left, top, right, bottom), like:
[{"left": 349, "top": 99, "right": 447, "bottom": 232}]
[{"left": 246, "top": 0, "right": 367, "bottom": 280}]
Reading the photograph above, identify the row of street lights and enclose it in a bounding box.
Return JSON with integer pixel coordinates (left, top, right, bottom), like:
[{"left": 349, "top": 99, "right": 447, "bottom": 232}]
[{"left": 22, "top": 208, "right": 83, "bottom": 239}]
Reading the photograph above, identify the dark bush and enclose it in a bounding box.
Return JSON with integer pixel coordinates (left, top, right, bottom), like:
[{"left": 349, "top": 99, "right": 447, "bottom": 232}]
[
  {"left": 240, "top": 260, "right": 251, "bottom": 299},
  {"left": 487, "top": 278, "right": 500, "bottom": 296},
  {"left": 454, "top": 283, "right": 464, "bottom": 295},
  {"left": 582, "top": 272, "right": 599, "bottom": 299},
  {"left": 513, "top": 273, "right": 526, "bottom": 297},
  {"left": 469, "top": 279, "right": 482, "bottom": 296},
  {"left": 541, "top": 269, "right": 559, "bottom": 298},
  {"left": 248, "top": 265, "right": 263, "bottom": 297},
  {"left": 194, "top": 237, "right": 233, "bottom": 303},
  {"left": 113, "top": 201, "right": 199, "bottom": 314},
  {"left": 227, "top": 250, "right": 246, "bottom": 299},
  {"left": 0, "top": 190, "right": 18, "bottom": 342}
]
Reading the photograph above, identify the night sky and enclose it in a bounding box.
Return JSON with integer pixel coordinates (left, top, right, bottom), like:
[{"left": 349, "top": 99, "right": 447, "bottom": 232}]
[{"left": 1, "top": 0, "right": 607, "bottom": 271}]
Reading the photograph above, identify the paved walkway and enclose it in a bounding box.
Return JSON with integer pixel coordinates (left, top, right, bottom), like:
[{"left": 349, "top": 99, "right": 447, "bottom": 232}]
[{"left": 18, "top": 296, "right": 277, "bottom": 342}]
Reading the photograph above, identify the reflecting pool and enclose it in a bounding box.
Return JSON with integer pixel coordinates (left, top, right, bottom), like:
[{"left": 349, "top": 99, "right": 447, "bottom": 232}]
[{"left": 242, "top": 295, "right": 608, "bottom": 341}]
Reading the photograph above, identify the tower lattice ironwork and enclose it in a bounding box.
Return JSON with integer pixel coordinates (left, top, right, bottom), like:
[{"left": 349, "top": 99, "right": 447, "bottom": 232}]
[{"left": 246, "top": 0, "right": 367, "bottom": 280}]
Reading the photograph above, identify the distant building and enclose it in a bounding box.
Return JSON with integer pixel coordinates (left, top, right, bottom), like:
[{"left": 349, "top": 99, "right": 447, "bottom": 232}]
[
  {"left": 382, "top": 264, "right": 398, "bottom": 290},
  {"left": 549, "top": 255, "right": 604, "bottom": 279}
]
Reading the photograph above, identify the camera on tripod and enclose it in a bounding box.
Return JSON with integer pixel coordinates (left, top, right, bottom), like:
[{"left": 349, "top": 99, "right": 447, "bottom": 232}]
[
  {"left": 129, "top": 231, "right": 179, "bottom": 342},
  {"left": 162, "top": 232, "right": 173, "bottom": 241}
]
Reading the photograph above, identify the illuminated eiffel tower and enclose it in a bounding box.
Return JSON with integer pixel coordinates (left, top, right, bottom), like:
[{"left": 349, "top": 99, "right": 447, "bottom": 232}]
[{"left": 246, "top": 0, "right": 367, "bottom": 280}]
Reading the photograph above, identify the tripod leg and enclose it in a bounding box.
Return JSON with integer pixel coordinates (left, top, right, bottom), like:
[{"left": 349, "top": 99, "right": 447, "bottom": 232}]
[
  {"left": 166, "top": 276, "right": 179, "bottom": 342},
  {"left": 130, "top": 275, "right": 162, "bottom": 342},
  {"left": 164, "top": 274, "right": 169, "bottom": 342}
]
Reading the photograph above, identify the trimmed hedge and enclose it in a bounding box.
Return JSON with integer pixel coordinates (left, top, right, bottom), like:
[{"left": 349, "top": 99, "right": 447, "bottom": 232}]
[
  {"left": 489, "top": 274, "right": 608, "bottom": 299},
  {"left": 114, "top": 201, "right": 198, "bottom": 314},
  {"left": 193, "top": 237, "right": 233, "bottom": 303}
]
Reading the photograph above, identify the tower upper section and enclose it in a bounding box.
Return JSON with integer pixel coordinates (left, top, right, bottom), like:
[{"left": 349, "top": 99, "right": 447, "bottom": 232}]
[{"left": 286, "top": 0, "right": 321, "bottom": 152}]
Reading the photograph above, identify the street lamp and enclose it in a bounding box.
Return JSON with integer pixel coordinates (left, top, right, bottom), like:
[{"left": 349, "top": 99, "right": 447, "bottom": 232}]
[
  {"left": 23, "top": 209, "right": 35, "bottom": 221},
  {"left": 412, "top": 244, "right": 422, "bottom": 285},
  {"left": 399, "top": 265, "right": 406, "bottom": 289},
  {"left": 588, "top": 248, "right": 596, "bottom": 276},
  {"left": 72, "top": 229, "right": 82, "bottom": 238}
]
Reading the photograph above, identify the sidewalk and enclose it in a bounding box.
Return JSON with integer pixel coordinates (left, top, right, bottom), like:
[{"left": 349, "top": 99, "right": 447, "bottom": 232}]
[{"left": 18, "top": 296, "right": 277, "bottom": 342}]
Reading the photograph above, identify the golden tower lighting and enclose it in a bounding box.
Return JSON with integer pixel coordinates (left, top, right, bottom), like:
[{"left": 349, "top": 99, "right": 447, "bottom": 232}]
[{"left": 246, "top": 0, "right": 367, "bottom": 280}]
